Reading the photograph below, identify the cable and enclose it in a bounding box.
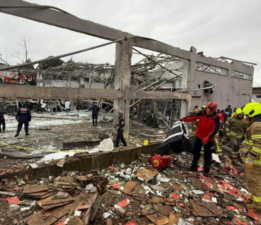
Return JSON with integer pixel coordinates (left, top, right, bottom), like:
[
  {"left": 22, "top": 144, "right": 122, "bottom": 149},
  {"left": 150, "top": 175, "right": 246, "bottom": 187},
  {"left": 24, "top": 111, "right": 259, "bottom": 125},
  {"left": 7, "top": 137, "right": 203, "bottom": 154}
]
[
  {"left": 133, "top": 47, "right": 182, "bottom": 79},
  {"left": 0, "top": 36, "right": 135, "bottom": 71}
]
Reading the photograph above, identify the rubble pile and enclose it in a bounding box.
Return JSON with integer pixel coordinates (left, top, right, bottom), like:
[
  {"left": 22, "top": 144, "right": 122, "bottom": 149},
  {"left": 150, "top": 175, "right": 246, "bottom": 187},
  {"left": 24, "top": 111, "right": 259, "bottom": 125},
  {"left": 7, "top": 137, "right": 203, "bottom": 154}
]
[
  {"left": 0, "top": 153, "right": 260, "bottom": 224},
  {"left": 0, "top": 172, "right": 108, "bottom": 225},
  {"left": 94, "top": 153, "right": 259, "bottom": 225}
]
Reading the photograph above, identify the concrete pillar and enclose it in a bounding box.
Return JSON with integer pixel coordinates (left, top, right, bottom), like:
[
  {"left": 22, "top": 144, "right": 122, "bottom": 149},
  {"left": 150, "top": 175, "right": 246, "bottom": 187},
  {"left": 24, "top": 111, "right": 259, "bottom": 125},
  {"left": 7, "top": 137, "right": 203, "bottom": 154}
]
[
  {"left": 188, "top": 53, "right": 196, "bottom": 112},
  {"left": 113, "top": 39, "right": 133, "bottom": 138}
]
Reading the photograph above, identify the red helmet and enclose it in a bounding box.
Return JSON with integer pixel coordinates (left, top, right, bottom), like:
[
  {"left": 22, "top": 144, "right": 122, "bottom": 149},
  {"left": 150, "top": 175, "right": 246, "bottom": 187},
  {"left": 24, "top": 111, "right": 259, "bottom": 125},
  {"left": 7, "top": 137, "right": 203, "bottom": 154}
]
[{"left": 206, "top": 102, "right": 217, "bottom": 113}]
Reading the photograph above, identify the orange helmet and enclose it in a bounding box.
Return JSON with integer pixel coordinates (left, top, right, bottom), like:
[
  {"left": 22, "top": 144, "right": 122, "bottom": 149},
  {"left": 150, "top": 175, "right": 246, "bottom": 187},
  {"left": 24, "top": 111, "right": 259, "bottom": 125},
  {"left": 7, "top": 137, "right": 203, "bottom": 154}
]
[{"left": 206, "top": 102, "right": 217, "bottom": 113}]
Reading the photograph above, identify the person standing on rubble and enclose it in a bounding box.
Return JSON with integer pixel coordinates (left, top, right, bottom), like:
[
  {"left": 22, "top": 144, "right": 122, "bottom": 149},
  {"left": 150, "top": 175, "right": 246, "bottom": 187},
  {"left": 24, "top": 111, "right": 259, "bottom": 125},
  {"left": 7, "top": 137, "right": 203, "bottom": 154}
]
[
  {"left": 14, "top": 103, "right": 31, "bottom": 137},
  {"left": 114, "top": 111, "right": 127, "bottom": 148},
  {"left": 240, "top": 102, "right": 261, "bottom": 211},
  {"left": 0, "top": 108, "right": 5, "bottom": 133},
  {"left": 89, "top": 102, "right": 100, "bottom": 126},
  {"left": 179, "top": 102, "right": 220, "bottom": 177},
  {"left": 225, "top": 108, "right": 246, "bottom": 163},
  {"left": 65, "top": 100, "right": 70, "bottom": 113}
]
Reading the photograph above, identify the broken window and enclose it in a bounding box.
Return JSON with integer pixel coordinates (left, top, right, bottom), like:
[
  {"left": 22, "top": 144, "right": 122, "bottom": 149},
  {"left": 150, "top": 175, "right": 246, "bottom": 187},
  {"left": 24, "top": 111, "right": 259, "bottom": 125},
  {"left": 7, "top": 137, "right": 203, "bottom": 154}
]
[
  {"left": 231, "top": 70, "right": 251, "bottom": 80},
  {"left": 196, "top": 62, "right": 228, "bottom": 76},
  {"left": 203, "top": 80, "right": 214, "bottom": 95}
]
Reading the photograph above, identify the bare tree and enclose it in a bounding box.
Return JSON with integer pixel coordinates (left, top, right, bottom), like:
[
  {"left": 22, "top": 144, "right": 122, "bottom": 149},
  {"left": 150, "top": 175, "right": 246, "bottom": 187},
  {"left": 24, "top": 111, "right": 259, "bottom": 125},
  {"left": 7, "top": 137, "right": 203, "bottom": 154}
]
[{"left": 12, "top": 37, "right": 30, "bottom": 63}]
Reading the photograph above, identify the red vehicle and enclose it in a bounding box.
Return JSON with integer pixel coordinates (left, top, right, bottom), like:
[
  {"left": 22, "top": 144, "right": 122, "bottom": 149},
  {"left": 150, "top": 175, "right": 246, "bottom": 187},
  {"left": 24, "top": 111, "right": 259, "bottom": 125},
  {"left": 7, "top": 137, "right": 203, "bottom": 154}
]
[{"left": 0, "top": 71, "right": 36, "bottom": 85}]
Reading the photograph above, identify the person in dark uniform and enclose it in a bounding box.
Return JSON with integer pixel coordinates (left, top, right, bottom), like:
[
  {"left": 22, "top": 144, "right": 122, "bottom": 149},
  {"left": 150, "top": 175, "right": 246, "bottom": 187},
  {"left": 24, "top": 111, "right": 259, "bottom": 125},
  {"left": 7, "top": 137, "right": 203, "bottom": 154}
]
[
  {"left": 15, "top": 104, "right": 31, "bottom": 137},
  {"left": 0, "top": 108, "right": 5, "bottom": 133},
  {"left": 90, "top": 102, "right": 100, "bottom": 126},
  {"left": 114, "top": 111, "right": 127, "bottom": 147}
]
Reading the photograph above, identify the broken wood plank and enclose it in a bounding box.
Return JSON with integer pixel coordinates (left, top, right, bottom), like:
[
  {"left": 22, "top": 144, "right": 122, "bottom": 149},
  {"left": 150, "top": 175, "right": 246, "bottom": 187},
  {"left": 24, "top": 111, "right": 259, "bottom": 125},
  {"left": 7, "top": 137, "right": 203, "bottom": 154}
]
[
  {"left": 190, "top": 201, "right": 223, "bottom": 217},
  {"left": 82, "top": 193, "right": 98, "bottom": 225},
  {"left": 90, "top": 194, "right": 104, "bottom": 222},
  {"left": 23, "top": 185, "right": 48, "bottom": 194},
  {"left": 169, "top": 211, "right": 181, "bottom": 225},
  {"left": 146, "top": 214, "right": 169, "bottom": 225},
  {"left": 135, "top": 168, "right": 158, "bottom": 182}
]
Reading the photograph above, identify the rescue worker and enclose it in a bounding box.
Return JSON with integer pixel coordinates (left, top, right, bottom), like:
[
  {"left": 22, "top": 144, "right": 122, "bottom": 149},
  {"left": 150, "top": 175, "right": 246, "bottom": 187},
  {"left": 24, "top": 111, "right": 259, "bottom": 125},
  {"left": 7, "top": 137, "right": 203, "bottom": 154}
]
[
  {"left": 0, "top": 108, "right": 5, "bottom": 133},
  {"left": 225, "top": 108, "right": 246, "bottom": 163},
  {"left": 179, "top": 102, "right": 220, "bottom": 177},
  {"left": 191, "top": 106, "right": 201, "bottom": 130},
  {"left": 89, "top": 102, "right": 100, "bottom": 126},
  {"left": 240, "top": 102, "right": 261, "bottom": 210},
  {"left": 225, "top": 105, "right": 233, "bottom": 116},
  {"left": 14, "top": 104, "right": 31, "bottom": 137},
  {"left": 114, "top": 111, "right": 127, "bottom": 147}
]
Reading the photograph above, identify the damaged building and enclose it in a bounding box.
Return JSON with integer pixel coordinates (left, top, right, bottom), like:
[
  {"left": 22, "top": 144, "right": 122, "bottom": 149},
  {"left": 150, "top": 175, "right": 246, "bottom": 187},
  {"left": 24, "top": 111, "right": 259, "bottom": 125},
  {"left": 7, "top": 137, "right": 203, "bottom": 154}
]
[{"left": 0, "top": 0, "right": 259, "bottom": 225}]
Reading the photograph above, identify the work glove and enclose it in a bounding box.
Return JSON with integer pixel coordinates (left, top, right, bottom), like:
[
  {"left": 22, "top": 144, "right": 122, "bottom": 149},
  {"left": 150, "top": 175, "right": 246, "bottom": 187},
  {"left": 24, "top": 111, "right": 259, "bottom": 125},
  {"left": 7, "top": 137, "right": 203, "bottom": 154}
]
[
  {"left": 245, "top": 158, "right": 253, "bottom": 170},
  {"left": 226, "top": 133, "right": 230, "bottom": 137},
  {"left": 202, "top": 137, "right": 209, "bottom": 145}
]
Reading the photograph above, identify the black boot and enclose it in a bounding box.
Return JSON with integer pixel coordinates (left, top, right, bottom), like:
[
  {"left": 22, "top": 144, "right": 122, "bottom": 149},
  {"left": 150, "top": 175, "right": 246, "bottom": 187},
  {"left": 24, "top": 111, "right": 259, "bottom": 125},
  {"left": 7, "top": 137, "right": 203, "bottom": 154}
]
[
  {"left": 188, "top": 164, "right": 198, "bottom": 172},
  {"left": 26, "top": 133, "right": 30, "bottom": 136},
  {"left": 203, "top": 168, "right": 210, "bottom": 177},
  {"left": 14, "top": 133, "right": 19, "bottom": 137}
]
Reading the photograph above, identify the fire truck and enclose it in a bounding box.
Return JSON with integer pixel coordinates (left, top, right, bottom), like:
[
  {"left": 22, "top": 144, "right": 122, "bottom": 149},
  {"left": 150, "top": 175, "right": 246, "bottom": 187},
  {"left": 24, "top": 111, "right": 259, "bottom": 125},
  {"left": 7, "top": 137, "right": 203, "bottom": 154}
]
[{"left": 0, "top": 71, "right": 36, "bottom": 85}]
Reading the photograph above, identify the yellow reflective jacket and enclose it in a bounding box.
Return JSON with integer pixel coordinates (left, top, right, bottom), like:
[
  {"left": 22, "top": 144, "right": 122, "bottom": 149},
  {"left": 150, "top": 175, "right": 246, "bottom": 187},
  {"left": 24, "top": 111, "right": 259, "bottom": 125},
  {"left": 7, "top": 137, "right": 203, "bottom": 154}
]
[
  {"left": 240, "top": 117, "right": 261, "bottom": 166},
  {"left": 225, "top": 116, "right": 246, "bottom": 139}
]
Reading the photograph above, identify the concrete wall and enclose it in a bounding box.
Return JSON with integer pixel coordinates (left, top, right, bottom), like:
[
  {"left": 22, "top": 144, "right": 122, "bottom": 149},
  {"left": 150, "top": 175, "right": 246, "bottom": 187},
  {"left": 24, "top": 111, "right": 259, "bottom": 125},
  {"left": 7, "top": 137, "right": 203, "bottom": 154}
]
[
  {"left": 191, "top": 71, "right": 252, "bottom": 110},
  {"left": 252, "top": 93, "right": 261, "bottom": 103}
]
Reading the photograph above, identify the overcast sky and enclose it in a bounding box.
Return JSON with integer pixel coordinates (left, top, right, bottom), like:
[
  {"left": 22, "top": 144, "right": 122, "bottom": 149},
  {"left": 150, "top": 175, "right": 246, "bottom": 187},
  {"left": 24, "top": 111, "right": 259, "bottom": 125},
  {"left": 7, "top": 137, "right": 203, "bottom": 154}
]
[{"left": 0, "top": 0, "right": 260, "bottom": 84}]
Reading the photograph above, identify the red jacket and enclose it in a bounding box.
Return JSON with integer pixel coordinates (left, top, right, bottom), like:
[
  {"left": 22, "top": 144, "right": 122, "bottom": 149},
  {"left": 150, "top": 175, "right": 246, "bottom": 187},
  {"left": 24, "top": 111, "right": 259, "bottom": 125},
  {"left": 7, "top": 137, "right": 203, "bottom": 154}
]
[
  {"left": 183, "top": 110, "right": 220, "bottom": 141},
  {"left": 217, "top": 112, "right": 230, "bottom": 124}
]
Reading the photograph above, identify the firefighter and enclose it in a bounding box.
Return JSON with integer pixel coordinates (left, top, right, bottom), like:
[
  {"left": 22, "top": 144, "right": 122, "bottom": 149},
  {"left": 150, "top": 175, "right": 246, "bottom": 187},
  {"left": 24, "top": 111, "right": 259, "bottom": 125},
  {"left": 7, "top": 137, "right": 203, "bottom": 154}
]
[
  {"left": 114, "top": 111, "right": 127, "bottom": 148},
  {"left": 179, "top": 102, "right": 220, "bottom": 177},
  {"left": 14, "top": 104, "right": 31, "bottom": 137},
  {"left": 225, "top": 108, "right": 246, "bottom": 163},
  {"left": 240, "top": 102, "right": 261, "bottom": 210},
  {"left": 190, "top": 106, "right": 201, "bottom": 130}
]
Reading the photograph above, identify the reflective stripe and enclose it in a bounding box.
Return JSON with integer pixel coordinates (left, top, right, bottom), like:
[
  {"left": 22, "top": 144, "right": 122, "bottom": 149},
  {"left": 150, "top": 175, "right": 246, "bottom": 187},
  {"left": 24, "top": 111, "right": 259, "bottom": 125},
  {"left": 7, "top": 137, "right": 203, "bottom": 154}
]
[
  {"left": 241, "top": 157, "right": 261, "bottom": 165},
  {"left": 252, "top": 135, "right": 261, "bottom": 139},
  {"left": 241, "top": 157, "right": 247, "bottom": 162},
  {"left": 252, "top": 146, "right": 261, "bottom": 154},
  {"left": 230, "top": 131, "right": 243, "bottom": 138},
  {"left": 253, "top": 195, "right": 261, "bottom": 203},
  {"left": 245, "top": 140, "right": 253, "bottom": 146}
]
